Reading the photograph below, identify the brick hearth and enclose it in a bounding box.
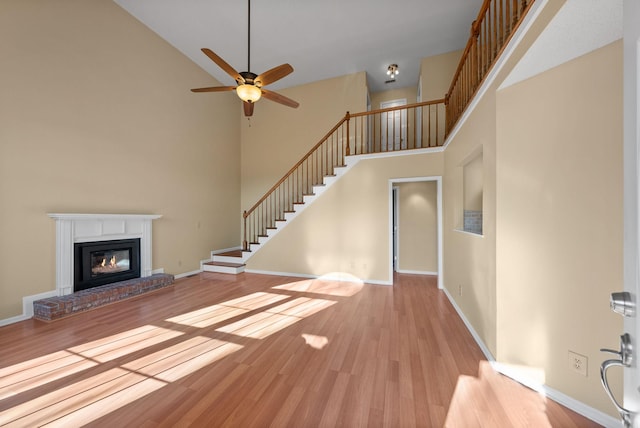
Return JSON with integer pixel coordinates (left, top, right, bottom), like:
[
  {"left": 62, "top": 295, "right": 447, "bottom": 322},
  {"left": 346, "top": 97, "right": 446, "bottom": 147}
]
[{"left": 33, "top": 273, "right": 174, "bottom": 321}]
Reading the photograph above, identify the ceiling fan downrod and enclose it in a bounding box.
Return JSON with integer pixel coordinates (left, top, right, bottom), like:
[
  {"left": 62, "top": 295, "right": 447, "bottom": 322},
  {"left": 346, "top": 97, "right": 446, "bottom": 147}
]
[{"left": 247, "top": 0, "right": 251, "bottom": 73}]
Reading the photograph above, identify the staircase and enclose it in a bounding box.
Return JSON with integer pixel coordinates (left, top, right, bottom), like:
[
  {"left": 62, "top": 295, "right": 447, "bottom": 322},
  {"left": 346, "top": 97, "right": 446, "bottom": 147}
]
[
  {"left": 202, "top": 157, "right": 358, "bottom": 274},
  {"left": 202, "top": 0, "right": 536, "bottom": 275},
  {"left": 202, "top": 100, "right": 447, "bottom": 274}
]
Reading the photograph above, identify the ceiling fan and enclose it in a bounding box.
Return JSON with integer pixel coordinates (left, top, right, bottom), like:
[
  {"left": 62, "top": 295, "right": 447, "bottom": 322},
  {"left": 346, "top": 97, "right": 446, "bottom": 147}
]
[{"left": 190, "top": 0, "right": 299, "bottom": 117}]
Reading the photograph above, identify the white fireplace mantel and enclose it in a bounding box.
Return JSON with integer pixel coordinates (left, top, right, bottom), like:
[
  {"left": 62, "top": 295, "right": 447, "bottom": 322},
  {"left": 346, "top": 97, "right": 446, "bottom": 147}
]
[{"left": 48, "top": 213, "right": 161, "bottom": 296}]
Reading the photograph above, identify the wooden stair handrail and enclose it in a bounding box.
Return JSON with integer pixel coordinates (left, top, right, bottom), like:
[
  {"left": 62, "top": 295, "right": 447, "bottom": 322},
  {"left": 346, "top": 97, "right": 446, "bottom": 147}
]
[
  {"left": 242, "top": 99, "right": 448, "bottom": 249},
  {"left": 446, "top": 0, "right": 535, "bottom": 133},
  {"left": 446, "top": 0, "right": 491, "bottom": 102},
  {"left": 243, "top": 113, "right": 350, "bottom": 218},
  {"left": 243, "top": 98, "right": 448, "bottom": 220},
  {"left": 350, "top": 98, "right": 447, "bottom": 118}
]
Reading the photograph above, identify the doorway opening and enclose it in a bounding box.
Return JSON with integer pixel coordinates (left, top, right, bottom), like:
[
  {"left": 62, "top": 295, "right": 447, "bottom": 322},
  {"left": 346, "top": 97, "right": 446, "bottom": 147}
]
[{"left": 389, "top": 177, "right": 443, "bottom": 288}]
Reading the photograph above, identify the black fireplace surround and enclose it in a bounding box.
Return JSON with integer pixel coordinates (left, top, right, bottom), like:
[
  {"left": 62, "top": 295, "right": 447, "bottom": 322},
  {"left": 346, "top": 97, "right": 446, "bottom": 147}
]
[{"left": 74, "top": 238, "right": 141, "bottom": 292}]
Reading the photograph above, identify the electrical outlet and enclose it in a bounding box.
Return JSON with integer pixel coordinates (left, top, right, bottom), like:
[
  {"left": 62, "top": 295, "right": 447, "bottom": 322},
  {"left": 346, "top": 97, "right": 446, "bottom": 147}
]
[{"left": 568, "top": 351, "right": 588, "bottom": 376}]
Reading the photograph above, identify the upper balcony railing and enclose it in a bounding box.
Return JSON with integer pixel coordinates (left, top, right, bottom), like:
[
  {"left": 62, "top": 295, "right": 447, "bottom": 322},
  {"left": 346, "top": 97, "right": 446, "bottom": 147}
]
[{"left": 446, "top": 0, "right": 534, "bottom": 133}]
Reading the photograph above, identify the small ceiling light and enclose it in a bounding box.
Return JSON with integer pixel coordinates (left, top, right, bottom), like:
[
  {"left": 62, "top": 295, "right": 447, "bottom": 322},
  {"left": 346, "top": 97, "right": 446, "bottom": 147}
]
[
  {"left": 236, "top": 84, "right": 262, "bottom": 103},
  {"left": 387, "top": 64, "right": 399, "bottom": 78}
]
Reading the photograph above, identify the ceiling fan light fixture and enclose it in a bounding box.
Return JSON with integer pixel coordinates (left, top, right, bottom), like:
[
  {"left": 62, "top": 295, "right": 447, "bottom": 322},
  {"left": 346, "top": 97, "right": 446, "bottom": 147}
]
[
  {"left": 387, "top": 64, "right": 399, "bottom": 78},
  {"left": 236, "top": 84, "right": 262, "bottom": 103}
]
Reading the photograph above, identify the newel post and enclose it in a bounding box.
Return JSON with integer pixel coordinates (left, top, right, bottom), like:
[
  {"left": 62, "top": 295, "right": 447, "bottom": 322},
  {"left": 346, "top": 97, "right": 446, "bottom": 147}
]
[
  {"left": 242, "top": 210, "right": 248, "bottom": 251},
  {"left": 345, "top": 111, "right": 351, "bottom": 156}
]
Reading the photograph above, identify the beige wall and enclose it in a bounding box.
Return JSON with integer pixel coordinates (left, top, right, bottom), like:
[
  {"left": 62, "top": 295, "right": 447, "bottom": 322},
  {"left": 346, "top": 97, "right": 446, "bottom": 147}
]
[
  {"left": 421, "top": 50, "right": 462, "bottom": 145},
  {"left": 397, "top": 181, "right": 438, "bottom": 273},
  {"left": 246, "top": 152, "right": 444, "bottom": 283},
  {"left": 463, "top": 152, "right": 483, "bottom": 211},
  {"left": 240, "top": 73, "right": 368, "bottom": 211},
  {"left": 0, "top": 0, "right": 240, "bottom": 319},
  {"left": 420, "top": 50, "right": 462, "bottom": 101},
  {"left": 495, "top": 41, "right": 623, "bottom": 415},
  {"left": 443, "top": 91, "right": 497, "bottom": 353}
]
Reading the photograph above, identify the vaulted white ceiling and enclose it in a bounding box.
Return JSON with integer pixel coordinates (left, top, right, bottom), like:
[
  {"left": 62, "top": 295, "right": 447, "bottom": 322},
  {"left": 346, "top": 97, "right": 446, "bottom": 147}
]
[{"left": 113, "top": 0, "right": 482, "bottom": 94}]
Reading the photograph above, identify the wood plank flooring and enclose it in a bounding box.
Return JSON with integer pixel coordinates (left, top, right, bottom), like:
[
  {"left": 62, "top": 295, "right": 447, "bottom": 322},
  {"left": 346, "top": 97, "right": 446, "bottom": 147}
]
[{"left": 0, "top": 272, "right": 601, "bottom": 427}]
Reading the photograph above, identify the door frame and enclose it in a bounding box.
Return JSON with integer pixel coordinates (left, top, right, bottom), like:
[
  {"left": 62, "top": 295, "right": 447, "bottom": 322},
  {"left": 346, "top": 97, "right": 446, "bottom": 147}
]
[
  {"left": 623, "top": 0, "right": 640, "bottom": 420},
  {"left": 388, "top": 176, "right": 443, "bottom": 288},
  {"left": 392, "top": 186, "right": 399, "bottom": 272}
]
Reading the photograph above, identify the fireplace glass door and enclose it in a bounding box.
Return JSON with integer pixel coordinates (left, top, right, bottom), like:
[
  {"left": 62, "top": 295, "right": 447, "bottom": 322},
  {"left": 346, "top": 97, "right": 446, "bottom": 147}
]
[{"left": 74, "top": 238, "right": 141, "bottom": 292}]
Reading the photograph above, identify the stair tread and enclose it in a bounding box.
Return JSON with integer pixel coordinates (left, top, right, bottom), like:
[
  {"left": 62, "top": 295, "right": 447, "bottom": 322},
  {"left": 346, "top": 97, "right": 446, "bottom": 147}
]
[
  {"left": 205, "top": 261, "right": 245, "bottom": 268},
  {"left": 216, "top": 250, "right": 243, "bottom": 257}
]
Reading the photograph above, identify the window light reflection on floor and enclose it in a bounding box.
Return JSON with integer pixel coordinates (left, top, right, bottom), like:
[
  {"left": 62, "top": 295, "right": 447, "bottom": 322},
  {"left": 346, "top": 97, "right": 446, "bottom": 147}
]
[
  {"left": 0, "top": 280, "right": 351, "bottom": 425},
  {"left": 166, "top": 292, "right": 289, "bottom": 328},
  {"left": 272, "top": 276, "right": 363, "bottom": 297},
  {"left": 0, "top": 325, "right": 184, "bottom": 400},
  {"left": 215, "top": 297, "right": 336, "bottom": 339},
  {"left": 0, "top": 336, "right": 242, "bottom": 427},
  {"left": 302, "top": 333, "right": 329, "bottom": 350}
]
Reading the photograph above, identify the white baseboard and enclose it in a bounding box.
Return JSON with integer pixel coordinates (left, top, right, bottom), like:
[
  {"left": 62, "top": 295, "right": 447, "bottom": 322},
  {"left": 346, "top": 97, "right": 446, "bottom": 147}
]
[
  {"left": 441, "top": 284, "right": 620, "bottom": 428},
  {"left": 174, "top": 269, "right": 202, "bottom": 279},
  {"left": 151, "top": 268, "right": 165, "bottom": 274},
  {"left": 244, "top": 269, "right": 393, "bottom": 286},
  {"left": 441, "top": 286, "right": 495, "bottom": 361},
  {"left": 395, "top": 269, "right": 438, "bottom": 276},
  {"left": 0, "top": 290, "right": 59, "bottom": 327},
  {"left": 492, "top": 362, "right": 619, "bottom": 428},
  {"left": 0, "top": 313, "right": 31, "bottom": 327}
]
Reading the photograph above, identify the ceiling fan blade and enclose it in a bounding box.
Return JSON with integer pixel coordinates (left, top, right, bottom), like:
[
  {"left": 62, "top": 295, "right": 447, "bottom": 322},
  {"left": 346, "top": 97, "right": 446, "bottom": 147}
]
[
  {"left": 201, "top": 48, "right": 244, "bottom": 83},
  {"left": 191, "top": 86, "right": 236, "bottom": 93},
  {"left": 243, "top": 101, "right": 254, "bottom": 117},
  {"left": 261, "top": 89, "right": 299, "bottom": 109},
  {"left": 254, "top": 64, "right": 294, "bottom": 87}
]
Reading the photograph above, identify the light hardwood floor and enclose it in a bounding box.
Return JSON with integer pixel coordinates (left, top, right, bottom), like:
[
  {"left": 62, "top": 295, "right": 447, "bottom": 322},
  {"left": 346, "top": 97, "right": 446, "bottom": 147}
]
[{"left": 0, "top": 272, "right": 602, "bottom": 427}]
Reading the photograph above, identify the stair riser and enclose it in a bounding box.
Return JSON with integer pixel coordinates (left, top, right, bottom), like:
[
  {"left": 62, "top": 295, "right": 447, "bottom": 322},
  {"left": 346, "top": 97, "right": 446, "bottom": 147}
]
[
  {"left": 203, "top": 264, "right": 245, "bottom": 274},
  {"left": 212, "top": 255, "right": 247, "bottom": 264}
]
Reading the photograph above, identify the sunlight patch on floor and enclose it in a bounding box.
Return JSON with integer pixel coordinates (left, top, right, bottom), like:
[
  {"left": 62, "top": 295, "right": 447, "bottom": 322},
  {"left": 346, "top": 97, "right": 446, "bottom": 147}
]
[
  {"left": 0, "top": 351, "right": 98, "bottom": 400},
  {"left": 0, "top": 285, "right": 345, "bottom": 425},
  {"left": 166, "top": 292, "right": 289, "bottom": 327},
  {"left": 301, "top": 333, "right": 329, "bottom": 350},
  {"left": 216, "top": 297, "right": 336, "bottom": 339},
  {"left": 0, "top": 337, "right": 243, "bottom": 427},
  {"left": 0, "top": 325, "right": 183, "bottom": 399},
  {"left": 444, "top": 361, "right": 551, "bottom": 427},
  {"left": 272, "top": 277, "right": 363, "bottom": 297}
]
